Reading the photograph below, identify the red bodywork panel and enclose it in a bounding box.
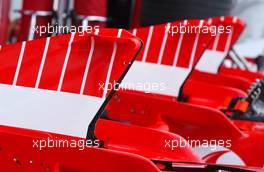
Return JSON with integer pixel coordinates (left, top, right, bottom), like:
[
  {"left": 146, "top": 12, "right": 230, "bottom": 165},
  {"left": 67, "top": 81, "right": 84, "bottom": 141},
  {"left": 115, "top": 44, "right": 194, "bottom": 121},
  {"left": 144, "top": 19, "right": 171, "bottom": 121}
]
[
  {"left": 186, "top": 16, "right": 249, "bottom": 107},
  {"left": 105, "top": 17, "right": 264, "bottom": 167},
  {"left": 0, "top": 125, "right": 160, "bottom": 172},
  {"left": 107, "top": 89, "right": 264, "bottom": 167},
  {"left": 220, "top": 67, "right": 264, "bottom": 82},
  {"left": 95, "top": 119, "right": 201, "bottom": 162},
  {"left": 0, "top": 28, "right": 202, "bottom": 171},
  {"left": 190, "top": 70, "right": 252, "bottom": 92}
]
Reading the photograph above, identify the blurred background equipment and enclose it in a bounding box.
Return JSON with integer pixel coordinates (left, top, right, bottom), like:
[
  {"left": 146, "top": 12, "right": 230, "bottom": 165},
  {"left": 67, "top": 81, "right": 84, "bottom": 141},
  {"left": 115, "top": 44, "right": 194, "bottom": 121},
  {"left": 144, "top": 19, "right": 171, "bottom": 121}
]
[
  {"left": 232, "top": 0, "right": 264, "bottom": 59},
  {"left": 3, "top": 0, "right": 108, "bottom": 43},
  {"left": 0, "top": 0, "right": 239, "bottom": 43},
  {"left": 0, "top": 0, "right": 10, "bottom": 44},
  {"left": 139, "top": 0, "right": 236, "bottom": 26},
  {"left": 1, "top": 0, "right": 264, "bottom": 70},
  {"left": 74, "top": 0, "right": 107, "bottom": 28},
  {"left": 17, "top": 0, "right": 53, "bottom": 41}
]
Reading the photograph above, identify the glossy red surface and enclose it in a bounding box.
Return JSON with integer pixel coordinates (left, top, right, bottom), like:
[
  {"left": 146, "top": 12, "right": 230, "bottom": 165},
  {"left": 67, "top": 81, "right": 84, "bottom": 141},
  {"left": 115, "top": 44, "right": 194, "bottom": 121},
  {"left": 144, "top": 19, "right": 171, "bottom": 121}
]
[
  {"left": 0, "top": 125, "right": 160, "bottom": 172},
  {"left": 107, "top": 89, "right": 264, "bottom": 167}
]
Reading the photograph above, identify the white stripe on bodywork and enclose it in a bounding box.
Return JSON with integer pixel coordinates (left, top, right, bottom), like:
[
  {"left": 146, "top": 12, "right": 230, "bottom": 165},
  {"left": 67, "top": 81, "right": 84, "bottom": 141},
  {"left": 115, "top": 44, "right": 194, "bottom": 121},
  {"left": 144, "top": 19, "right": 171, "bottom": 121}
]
[
  {"left": 195, "top": 50, "right": 227, "bottom": 74},
  {"left": 103, "top": 42, "right": 117, "bottom": 99},
  {"left": 172, "top": 33, "right": 184, "bottom": 67},
  {"left": 0, "top": 84, "right": 104, "bottom": 138},
  {"left": 142, "top": 26, "right": 153, "bottom": 62},
  {"left": 188, "top": 31, "right": 200, "bottom": 68},
  {"left": 212, "top": 31, "right": 220, "bottom": 51},
  {"left": 193, "top": 146, "right": 245, "bottom": 166},
  {"left": 224, "top": 27, "right": 233, "bottom": 52},
  {"left": 35, "top": 37, "right": 51, "bottom": 88},
  {"left": 132, "top": 29, "right": 137, "bottom": 36},
  {"left": 57, "top": 33, "right": 75, "bottom": 91},
  {"left": 13, "top": 41, "right": 26, "bottom": 85},
  {"left": 117, "top": 29, "right": 122, "bottom": 38},
  {"left": 121, "top": 61, "right": 190, "bottom": 97},
  {"left": 157, "top": 23, "right": 170, "bottom": 64},
  {"left": 80, "top": 36, "right": 95, "bottom": 94}
]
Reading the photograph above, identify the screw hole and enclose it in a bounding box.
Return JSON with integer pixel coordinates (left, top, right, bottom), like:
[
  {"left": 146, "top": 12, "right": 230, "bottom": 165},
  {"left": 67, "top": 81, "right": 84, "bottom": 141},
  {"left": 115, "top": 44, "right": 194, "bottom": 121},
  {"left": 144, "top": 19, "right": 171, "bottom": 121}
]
[
  {"left": 29, "top": 160, "right": 33, "bottom": 165},
  {"left": 13, "top": 157, "right": 21, "bottom": 166},
  {"left": 40, "top": 162, "right": 44, "bottom": 166}
]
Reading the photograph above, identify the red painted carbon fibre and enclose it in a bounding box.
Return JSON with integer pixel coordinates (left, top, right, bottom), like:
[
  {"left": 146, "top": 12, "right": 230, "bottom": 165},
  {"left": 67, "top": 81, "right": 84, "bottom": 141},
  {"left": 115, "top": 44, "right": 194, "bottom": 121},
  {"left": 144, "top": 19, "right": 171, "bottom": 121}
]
[
  {"left": 0, "top": 29, "right": 142, "bottom": 138},
  {"left": 121, "top": 19, "right": 213, "bottom": 97},
  {"left": 0, "top": 29, "right": 140, "bottom": 98}
]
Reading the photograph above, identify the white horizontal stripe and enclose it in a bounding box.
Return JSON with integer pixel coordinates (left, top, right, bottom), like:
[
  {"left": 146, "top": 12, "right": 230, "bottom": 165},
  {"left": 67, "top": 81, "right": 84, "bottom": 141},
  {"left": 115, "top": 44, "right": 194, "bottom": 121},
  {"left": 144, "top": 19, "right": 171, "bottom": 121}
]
[
  {"left": 193, "top": 146, "right": 245, "bottom": 166},
  {"left": 195, "top": 50, "right": 227, "bottom": 73},
  {"left": 121, "top": 61, "right": 191, "bottom": 97},
  {"left": 0, "top": 84, "right": 104, "bottom": 138}
]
